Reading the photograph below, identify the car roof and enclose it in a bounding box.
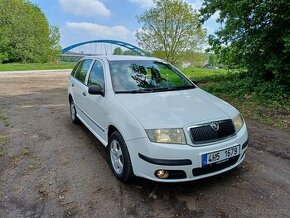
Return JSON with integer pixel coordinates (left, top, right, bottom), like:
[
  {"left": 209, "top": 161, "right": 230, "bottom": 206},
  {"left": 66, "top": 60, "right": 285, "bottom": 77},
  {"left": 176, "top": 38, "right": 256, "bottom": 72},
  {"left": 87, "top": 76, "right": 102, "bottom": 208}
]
[{"left": 84, "top": 55, "right": 162, "bottom": 62}]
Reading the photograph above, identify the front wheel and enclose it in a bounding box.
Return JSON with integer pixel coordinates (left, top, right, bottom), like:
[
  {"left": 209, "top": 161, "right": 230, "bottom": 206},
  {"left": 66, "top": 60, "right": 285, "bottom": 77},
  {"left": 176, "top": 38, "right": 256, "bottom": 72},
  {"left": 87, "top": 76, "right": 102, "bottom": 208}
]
[{"left": 109, "top": 131, "right": 134, "bottom": 182}]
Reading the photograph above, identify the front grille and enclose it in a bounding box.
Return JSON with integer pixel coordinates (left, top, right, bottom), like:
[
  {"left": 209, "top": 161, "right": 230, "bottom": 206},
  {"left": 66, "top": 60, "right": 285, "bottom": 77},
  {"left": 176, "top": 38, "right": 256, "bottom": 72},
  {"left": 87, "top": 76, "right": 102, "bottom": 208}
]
[
  {"left": 189, "top": 119, "right": 235, "bottom": 144},
  {"left": 192, "top": 156, "right": 239, "bottom": 176}
]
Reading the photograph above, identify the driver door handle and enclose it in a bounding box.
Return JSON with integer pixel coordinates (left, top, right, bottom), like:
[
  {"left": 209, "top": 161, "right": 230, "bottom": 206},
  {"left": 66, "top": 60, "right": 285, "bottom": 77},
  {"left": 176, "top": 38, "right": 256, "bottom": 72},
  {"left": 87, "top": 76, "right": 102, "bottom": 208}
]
[{"left": 82, "top": 91, "right": 86, "bottom": 96}]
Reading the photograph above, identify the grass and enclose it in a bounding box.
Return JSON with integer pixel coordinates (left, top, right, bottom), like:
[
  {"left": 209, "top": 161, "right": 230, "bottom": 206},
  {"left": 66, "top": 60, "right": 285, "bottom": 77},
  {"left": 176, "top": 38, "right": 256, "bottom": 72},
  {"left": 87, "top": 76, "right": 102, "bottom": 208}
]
[
  {"left": 0, "top": 134, "right": 7, "bottom": 146},
  {"left": 0, "top": 110, "right": 31, "bottom": 159},
  {"left": 181, "top": 67, "right": 290, "bottom": 131},
  {"left": 181, "top": 67, "right": 228, "bottom": 82},
  {"left": 0, "top": 62, "right": 74, "bottom": 71},
  {"left": 0, "top": 134, "right": 7, "bottom": 157},
  {"left": 20, "top": 147, "right": 30, "bottom": 156},
  {"left": 0, "top": 110, "right": 9, "bottom": 157},
  {"left": 0, "top": 112, "right": 10, "bottom": 127}
]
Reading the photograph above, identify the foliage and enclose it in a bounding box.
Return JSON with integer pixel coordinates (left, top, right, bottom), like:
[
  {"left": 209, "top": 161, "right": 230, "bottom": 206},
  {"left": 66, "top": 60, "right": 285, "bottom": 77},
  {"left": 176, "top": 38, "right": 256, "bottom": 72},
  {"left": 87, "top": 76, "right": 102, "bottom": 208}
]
[
  {"left": 207, "top": 53, "right": 222, "bottom": 68},
  {"left": 200, "top": 0, "right": 290, "bottom": 93},
  {"left": 48, "top": 25, "right": 62, "bottom": 62},
  {"left": 112, "top": 47, "right": 139, "bottom": 56},
  {"left": 0, "top": 62, "right": 74, "bottom": 71},
  {"left": 113, "top": 47, "right": 123, "bottom": 55},
  {"left": 0, "top": 0, "right": 61, "bottom": 63},
  {"left": 181, "top": 67, "right": 228, "bottom": 81},
  {"left": 122, "top": 50, "right": 139, "bottom": 56},
  {"left": 182, "top": 67, "right": 289, "bottom": 104},
  {"left": 174, "top": 52, "right": 208, "bottom": 67},
  {"left": 136, "top": 0, "right": 206, "bottom": 64},
  {"left": 181, "top": 67, "right": 290, "bottom": 130}
]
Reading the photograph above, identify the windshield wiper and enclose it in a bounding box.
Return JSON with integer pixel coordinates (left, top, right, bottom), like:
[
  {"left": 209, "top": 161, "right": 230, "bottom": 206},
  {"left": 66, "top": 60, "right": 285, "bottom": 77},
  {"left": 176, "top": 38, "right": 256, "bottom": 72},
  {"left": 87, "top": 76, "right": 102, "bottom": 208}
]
[
  {"left": 168, "top": 85, "right": 195, "bottom": 91},
  {"left": 147, "top": 87, "right": 171, "bottom": 92},
  {"left": 115, "top": 86, "right": 194, "bottom": 94},
  {"left": 115, "top": 89, "right": 153, "bottom": 94},
  {"left": 116, "top": 88, "right": 172, "bottom": 94}
]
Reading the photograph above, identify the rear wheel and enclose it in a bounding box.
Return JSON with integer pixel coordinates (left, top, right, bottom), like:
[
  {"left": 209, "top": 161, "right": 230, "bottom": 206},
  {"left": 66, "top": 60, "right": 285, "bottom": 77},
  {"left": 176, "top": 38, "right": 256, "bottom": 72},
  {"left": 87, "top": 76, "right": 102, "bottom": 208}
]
[
  {"left": 69, "top": 99, "right": 80, "bottom": 124},
  {"left": 109, "top": 131, "right": 134, "bottom": 182}
]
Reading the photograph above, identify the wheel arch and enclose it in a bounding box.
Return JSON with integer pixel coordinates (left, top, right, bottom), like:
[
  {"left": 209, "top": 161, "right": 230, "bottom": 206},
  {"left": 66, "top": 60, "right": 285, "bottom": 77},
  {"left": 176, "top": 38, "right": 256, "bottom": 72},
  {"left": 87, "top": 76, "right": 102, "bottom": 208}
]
[
  {"left": 108, "top": 125, "right": 121, "bottom": 144},
  {"left": 69, "top": 94, "right": 73, "bottom": 103}
]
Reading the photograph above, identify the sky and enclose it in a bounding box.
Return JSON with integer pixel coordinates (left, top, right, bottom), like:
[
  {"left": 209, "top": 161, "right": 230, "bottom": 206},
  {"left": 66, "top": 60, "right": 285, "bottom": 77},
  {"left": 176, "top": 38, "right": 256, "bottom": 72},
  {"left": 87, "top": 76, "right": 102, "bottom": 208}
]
[{"left": 30, "top": 0, "right": 220, "bottom": 49}]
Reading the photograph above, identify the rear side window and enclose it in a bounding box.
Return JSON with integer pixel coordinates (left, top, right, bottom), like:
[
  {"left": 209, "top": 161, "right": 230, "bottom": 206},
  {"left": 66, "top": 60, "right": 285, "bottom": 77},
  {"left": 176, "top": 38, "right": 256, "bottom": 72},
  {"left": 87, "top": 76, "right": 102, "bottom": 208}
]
[
  {"left": 71, "top": 61, "right": 81, "bottom": 76},
  {"left": 88, "top": 60, "right": 105, "bottom": 91},
  {"left": 74, "top": 59, "right": 93, "bottom": 83}
]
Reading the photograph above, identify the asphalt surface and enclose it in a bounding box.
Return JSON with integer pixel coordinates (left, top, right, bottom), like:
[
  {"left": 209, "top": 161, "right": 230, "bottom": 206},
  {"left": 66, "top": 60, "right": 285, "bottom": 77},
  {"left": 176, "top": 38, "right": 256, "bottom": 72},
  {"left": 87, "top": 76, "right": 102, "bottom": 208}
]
[{"left": 0, "top": 72, "right": 289, "bottom": 217}]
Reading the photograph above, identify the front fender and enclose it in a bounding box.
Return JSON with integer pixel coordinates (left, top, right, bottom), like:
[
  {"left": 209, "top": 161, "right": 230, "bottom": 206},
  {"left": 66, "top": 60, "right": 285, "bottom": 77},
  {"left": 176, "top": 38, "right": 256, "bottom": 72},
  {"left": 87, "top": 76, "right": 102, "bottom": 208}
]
[{"left": 105, "top": 91, "right": 147, "bottom": 144}]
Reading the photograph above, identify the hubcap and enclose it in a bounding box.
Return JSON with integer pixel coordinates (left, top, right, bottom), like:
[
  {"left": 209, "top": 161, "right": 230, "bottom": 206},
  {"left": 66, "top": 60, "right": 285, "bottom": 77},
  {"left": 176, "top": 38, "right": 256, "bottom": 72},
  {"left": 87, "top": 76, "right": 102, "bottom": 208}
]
[
  {"left": 70, "top": 102, "right": 76, "bottom": 120},
  {"left": 110, "top": 139, "right": 124, "bottom": 175}
]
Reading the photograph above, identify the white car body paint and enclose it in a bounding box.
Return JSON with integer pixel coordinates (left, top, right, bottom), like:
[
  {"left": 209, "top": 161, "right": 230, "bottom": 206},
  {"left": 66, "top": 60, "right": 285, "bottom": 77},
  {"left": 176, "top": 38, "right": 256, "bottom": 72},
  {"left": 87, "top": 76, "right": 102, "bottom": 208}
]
[{"left": 68, "top": 55, "right": 248, "bottom": 182}]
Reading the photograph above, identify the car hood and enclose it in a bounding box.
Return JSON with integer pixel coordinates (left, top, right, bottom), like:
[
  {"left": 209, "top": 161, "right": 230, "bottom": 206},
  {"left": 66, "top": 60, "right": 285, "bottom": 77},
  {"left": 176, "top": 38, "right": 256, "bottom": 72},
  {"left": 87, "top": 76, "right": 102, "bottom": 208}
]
[{"left": 115, "top": 88, "right": 239, "bottom": 129}]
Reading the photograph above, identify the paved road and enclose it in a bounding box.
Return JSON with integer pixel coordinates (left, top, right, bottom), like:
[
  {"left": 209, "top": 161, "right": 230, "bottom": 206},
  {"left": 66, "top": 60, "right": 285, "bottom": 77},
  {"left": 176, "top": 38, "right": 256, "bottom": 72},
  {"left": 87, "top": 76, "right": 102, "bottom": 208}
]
[{"left": 0, "top": 72, "right": 289, "bottom": 217}]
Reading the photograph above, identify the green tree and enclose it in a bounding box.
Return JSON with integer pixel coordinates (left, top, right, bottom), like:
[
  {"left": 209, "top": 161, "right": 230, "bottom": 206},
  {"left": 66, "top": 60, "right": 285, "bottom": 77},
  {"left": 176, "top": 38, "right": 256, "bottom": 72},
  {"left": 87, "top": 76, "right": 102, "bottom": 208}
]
[
  {"left": 181, "top": 52, "right": 208, "bottom": 67},
  {"left": 113, "top": 47, "right": 123, "bottom": 55},
  {"left": 207, "top": 53, "right": 221, "bottom": 67},
  {"left": 0, "top": 0, "right": 60, "bottom": 63},
  {"left": 123, "top": 50, "right": 139, "bottom": 56},
  {"left": 48, "top": 25, "right": 61, "bottom": 62},
  {"left": 200, "top": 0, "right": 290, "bottom": 89},
  {"left": 136, "top": 0, "right": 206, "bottom": 64}
]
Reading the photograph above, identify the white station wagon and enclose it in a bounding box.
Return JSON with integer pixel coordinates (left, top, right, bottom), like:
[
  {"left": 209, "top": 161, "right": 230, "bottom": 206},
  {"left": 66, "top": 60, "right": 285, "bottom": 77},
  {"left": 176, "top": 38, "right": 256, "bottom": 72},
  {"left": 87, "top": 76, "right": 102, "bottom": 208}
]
[{"left": 68, "top": 55, "right": 248, "bottom": 182}]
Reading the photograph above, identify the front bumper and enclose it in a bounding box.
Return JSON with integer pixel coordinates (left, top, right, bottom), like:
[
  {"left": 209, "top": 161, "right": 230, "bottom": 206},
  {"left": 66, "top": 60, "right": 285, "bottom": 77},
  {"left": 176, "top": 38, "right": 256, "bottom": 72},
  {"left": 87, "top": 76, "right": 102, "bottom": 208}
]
[{"left": 126, "top": 124, "right": 248, "bottom": 182}]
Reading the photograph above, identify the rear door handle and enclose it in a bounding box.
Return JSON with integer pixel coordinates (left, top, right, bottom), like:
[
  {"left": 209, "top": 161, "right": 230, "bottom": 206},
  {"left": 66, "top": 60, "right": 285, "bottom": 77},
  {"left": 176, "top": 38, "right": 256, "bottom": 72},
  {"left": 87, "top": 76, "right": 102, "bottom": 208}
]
[
  {"left": 71, "top": 83, "right": 74, "bottom": 87},
  {"left": 82, "top": 91, "right": 86, "bottom": 96}
]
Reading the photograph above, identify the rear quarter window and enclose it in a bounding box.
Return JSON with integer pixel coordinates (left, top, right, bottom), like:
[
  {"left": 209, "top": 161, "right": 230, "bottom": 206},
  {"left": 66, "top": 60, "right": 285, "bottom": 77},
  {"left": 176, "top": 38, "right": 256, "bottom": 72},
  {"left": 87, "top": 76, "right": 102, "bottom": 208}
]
[
  {"left": 74, "top": 59, "right": 93, "bottom": 83},
  {"left": 71, "top": 61, "right": 82, "bottom": 77}
]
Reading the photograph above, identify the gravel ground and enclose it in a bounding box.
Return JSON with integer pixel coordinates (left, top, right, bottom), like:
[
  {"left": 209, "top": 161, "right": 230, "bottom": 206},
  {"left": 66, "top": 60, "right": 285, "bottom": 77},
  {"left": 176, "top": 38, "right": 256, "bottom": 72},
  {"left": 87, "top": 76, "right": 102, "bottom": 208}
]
[{"left": 0, "top": 72, "right": 289, "bottom": 218}]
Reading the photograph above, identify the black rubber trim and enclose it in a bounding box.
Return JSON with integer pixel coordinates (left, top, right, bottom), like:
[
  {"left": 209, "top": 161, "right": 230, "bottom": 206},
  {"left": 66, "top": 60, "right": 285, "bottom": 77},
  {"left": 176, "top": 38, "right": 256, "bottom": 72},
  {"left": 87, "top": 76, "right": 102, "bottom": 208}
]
[
  {"left": 138, "top": 153, "right": 192, "bottom": 166},
  {"left": 241, "top": 150, "right": 246, "bottom": 159},
  {"left": 242, "top": 139, "right": 249, "bottom": 150},
  {"left": 192, "top": 156, "right": 240, "bottom": 176}
]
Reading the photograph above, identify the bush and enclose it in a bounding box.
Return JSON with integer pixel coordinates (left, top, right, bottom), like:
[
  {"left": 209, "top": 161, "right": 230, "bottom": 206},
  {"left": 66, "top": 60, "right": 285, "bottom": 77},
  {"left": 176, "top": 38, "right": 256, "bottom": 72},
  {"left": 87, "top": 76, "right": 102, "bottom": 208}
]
[{"left": 182, "top": 68, "right": 289, "bottom": 104}]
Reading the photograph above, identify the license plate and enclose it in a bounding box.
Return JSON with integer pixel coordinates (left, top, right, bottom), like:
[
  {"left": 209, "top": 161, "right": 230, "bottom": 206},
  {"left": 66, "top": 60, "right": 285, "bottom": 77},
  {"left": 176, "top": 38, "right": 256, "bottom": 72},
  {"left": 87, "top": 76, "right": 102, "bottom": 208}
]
[{"left": 202, "top": 145, "right": 240, "bottom": 166}]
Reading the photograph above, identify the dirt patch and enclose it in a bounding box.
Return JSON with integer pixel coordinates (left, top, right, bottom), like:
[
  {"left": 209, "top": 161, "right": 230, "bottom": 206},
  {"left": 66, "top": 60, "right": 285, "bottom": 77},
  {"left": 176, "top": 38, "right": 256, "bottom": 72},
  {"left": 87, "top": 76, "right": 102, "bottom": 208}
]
[{"left": 0, "top": 72, "right": 289, "bottom": 217}]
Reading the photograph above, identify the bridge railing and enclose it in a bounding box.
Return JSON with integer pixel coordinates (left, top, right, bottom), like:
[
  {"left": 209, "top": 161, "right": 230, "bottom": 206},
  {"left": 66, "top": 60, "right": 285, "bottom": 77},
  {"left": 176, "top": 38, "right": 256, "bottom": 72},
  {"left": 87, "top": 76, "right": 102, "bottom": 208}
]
[{"left": 60, "top": 53, "right": 96, "bottom": 62}]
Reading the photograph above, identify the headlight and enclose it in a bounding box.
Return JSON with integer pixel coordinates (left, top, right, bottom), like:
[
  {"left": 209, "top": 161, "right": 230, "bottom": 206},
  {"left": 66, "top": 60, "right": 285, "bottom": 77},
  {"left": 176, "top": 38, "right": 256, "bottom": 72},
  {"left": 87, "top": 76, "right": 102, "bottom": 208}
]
[
  {"left": 146, "top": 128, "right": 186, "bottom": 144},
  {"left": 232, "top": 114, "right": 244, "bottom": 132}
]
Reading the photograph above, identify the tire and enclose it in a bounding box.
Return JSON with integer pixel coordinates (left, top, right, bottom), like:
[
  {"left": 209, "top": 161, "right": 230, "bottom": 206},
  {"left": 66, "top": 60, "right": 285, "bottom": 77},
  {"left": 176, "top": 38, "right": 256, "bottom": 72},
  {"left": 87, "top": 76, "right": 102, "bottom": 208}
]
[
  {"left": 69, "top": 98, "right": 80, "bottom": 124},
  {"left": 108, "top": 131, "right": 134, "bottom": 182}
]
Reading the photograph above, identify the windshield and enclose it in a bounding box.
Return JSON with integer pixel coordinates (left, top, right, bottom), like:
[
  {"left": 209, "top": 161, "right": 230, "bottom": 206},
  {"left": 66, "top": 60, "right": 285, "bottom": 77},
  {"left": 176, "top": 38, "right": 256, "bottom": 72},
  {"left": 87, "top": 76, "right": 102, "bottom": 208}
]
[{"left": 109, "top": 60, "right": 195, "bottom": 93}]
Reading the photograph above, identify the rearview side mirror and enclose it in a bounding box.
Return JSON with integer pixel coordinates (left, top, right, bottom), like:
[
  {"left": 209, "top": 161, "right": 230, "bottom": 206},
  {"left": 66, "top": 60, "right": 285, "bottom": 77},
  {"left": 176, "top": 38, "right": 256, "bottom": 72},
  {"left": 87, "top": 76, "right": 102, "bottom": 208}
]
[{"left": 88, "top": 84, "right": 104, "bottom": 96}]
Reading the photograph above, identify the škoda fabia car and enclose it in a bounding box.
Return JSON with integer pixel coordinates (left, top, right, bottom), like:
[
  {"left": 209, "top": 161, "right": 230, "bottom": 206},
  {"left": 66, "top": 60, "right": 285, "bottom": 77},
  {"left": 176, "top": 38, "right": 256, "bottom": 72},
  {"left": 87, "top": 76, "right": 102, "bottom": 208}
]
[{"left": 68, "top": 55, "right": 248, "bottom": 182}]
